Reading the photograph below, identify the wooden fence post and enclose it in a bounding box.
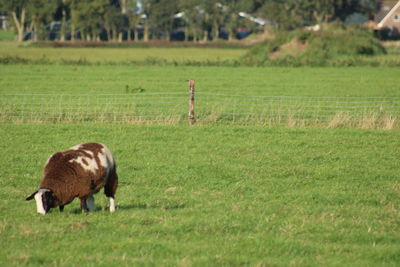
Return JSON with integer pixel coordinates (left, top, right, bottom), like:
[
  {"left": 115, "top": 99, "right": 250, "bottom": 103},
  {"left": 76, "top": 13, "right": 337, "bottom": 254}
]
[{"left": 188, "top": 79, "right": 196, "bottom": 125}]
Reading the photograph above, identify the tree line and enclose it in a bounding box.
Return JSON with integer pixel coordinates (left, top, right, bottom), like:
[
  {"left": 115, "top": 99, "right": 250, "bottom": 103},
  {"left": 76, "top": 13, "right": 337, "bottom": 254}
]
[{"left": 0, "top": 0, "right": 380, "bottom": 42}]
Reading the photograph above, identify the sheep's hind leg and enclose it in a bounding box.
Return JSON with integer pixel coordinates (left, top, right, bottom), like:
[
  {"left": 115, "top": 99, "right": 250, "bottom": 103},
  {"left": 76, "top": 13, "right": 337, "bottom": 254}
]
[
  {"left": 109, "top": 197, "right": 116, "bottom": 212},
  {"left": 59, "top": 205, "right": 64, "bottom": 212},
  {"left": 104, "top": 166, "right": 118, "bottom": 212}
]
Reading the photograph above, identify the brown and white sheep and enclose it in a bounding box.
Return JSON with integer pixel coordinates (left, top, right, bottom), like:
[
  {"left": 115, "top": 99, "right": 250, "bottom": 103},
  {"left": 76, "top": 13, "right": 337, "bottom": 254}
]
[{"left": 26, "top": 143, "right": 118, "bottom": 214}]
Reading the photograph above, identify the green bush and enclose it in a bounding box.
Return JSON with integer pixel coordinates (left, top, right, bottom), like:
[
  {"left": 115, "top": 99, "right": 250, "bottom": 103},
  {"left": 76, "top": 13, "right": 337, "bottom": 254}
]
[{"left": 242, "top": 23, "right": 387, "bottom": 66}]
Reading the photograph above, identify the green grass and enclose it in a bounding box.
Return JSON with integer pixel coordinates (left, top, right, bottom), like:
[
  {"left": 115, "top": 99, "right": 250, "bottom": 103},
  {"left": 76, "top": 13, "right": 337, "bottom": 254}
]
[
  {"left": 1, "top": 65, "right": 399, "bottom": 128},
  {"left": 0, "top": 42, "right": 247, "bottom": 64},
  {"left": 0, "top": 124, "right": 399, "bottom": 266},
  {"left": 0, "top": 42, "right": 399, "bottom": 265},
  {"left": 1, "top": 40, "right": 400, "bottom": 67},
  {"left": 1, "top": 64, "right": 399, "bottom": 96},
  {"left": 0, "top": 31, "right": 15, "bottom": 41}
]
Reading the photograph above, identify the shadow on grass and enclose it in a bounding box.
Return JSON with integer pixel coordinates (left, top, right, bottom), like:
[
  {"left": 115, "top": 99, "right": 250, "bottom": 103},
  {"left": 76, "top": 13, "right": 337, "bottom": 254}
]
[
  {"left": 66, "top": 203, "right": 186, "bottom": 214},
  {"left": 118, "top": 203, "right": 186, "bottom": 210}
]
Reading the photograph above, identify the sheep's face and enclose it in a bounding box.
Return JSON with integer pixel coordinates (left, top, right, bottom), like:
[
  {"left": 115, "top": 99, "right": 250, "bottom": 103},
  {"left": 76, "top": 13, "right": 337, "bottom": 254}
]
[{"left": 26, "top": 189, "right": 59, "bottom": 214}]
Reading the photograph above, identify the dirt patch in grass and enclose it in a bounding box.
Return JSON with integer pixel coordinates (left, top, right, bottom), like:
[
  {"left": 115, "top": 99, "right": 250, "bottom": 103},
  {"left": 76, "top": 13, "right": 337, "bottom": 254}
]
[{"left": 269, "top": 38, "right": 308, "bottom": 60}]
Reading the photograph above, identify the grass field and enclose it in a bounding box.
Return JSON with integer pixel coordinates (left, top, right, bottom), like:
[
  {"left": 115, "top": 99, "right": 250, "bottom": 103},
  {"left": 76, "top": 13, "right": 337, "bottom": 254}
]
[
  {"left": 0, "top": 31, "right": 15, "bottom": 41},
  {"left": 1, "top": 64, "right": 400, "bottom": 128},
  {"left": 1, "top": 41, "right": 400, "bottom": 66},
  {"left": 0, "top": 124, "right": 399, "bottom": 266},
  {"left": 0, "top": 42, "right": 247, "bottom": 64},
  {"left": 1, "top": 63, "right": 400, "bottom": 96},
  {"left": 1, "top": 42, "right": 399, "bottom": 265}
]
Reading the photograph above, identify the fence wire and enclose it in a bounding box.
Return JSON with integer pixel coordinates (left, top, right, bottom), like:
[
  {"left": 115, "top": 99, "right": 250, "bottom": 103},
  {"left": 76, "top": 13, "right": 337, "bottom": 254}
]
[
  {"left": 0, "top": 93, "right": 187, "bottom": 124},
  {"left": 1, "top": 93, "right": 399, "bottom": 128}
]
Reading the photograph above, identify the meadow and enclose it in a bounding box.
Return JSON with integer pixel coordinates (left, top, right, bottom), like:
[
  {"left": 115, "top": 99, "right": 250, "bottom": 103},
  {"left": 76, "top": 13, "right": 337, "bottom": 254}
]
[
  {"left": 0, "top": 41, "right": 247, "bottom": 64},
  {"left": 1, "top": 64, "right": 400, "bottom": 96},
  {"left": 0, "top": 41, "right": 400, "bottom": 266},
  {"left": 0, "top": 124, "right": 399, "bottom": 266},
  {"left": 1, "top": 41, "right": 400, "bottom": 66},
  {"left": 1, "top": 63, "right": 400, "bottom": 128}
]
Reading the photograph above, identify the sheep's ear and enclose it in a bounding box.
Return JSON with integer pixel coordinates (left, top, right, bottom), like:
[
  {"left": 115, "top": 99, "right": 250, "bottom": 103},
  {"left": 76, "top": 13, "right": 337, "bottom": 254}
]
[{"left": 26, "top": 191, "right": 38, "bottom": 201}]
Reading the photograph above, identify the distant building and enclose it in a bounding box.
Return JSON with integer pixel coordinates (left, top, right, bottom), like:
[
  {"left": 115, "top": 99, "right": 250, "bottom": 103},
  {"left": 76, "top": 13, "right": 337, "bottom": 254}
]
[
  {"left": 376, "top": 0, "right": 400, "bottom": 38},
  {"left": 0, "top": 14, "right": 9, "bottom": 30}
]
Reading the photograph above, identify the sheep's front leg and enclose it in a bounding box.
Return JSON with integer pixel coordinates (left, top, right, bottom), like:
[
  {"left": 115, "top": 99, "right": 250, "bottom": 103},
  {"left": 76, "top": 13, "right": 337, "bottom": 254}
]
[
  {"left": 86, "top": 195, "right": 95, "bottom": 212},
  {"left": 59, "top": 205, "right": 64, "bottom": 212},
  {"left": 80, "top": 197, "right": 89, "bottom": 212}
]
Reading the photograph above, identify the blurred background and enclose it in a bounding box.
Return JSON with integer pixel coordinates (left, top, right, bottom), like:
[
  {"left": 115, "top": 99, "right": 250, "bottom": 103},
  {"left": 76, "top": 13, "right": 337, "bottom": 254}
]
[{"left": 0, "top": 0, "right": 399, "bottom": 43}]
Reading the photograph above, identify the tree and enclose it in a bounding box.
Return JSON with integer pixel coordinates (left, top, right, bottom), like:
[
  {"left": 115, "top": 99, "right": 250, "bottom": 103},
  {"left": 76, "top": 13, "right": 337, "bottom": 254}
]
[
  {"left": 1, "top": 0, "right": 29, "bottom": 41},
  {"left": 28, "top": 0, "right": 57, "bottom": 41},
  {"left": 149, "top": 0, "right": 178, "bottom": 41},
  {"left": 189, "top": 0, "right": 221, "bottom": 42},
  {"left": 259, "top": 0, "right": 379, "bottom": 30},
  {"left": 141, "top": 0, "right": 152, "bottom": 41},
  {"left": 196, "top": 0, "right": 229, "bottom": 41},
  {"left": 304, "top": 0, "right": 336, "bottom": 25},
  {"left": 68, "top": 0, "right": 121, "bottom": 42},
  {"left": 120, "top": 0, "right": 141, "bottom": 41},
  {"left": 73, "top": 1, "right": 97, "bottom": 41},
  {"left": 223, "top": 0, "right": 253, "bottom": 41},
  {"left": 67, "top": 0, "right": 81, "bottom": 41},
  {"left": 178, "top": 0, "right": 202, "bottom": 41},
  {"left": 334, "top": 0, "right": 379, "bottom": 21},
  {"left": 303, "top": 0, "right": 379, "bottom": 26},
  {"left": 261, "top": 0, "right": 306, "bottom": 30},
  {"left": 57, "top": 0, "right": 69, "bottom": 41},
  {"left": 104, "top": 2, "right": 124, "bottom": 41}
]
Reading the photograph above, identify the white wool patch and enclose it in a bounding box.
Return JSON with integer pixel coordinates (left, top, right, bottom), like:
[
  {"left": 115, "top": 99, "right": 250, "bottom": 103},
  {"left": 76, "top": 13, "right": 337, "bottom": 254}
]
[
  {"left": 34, "top": 189, "right": 49, "bottom": 215},
  {"left": 109, "top": 197, "right": 116, "bottom": 212},
  {"left": 70, "top": 145, "right": 94, "bottom": 158},
  {"left": 69, "top": 156, "right": 98, "bottom": 174},
  {"left": 99, "top": 145, "right": 114, "bottom": 169}
]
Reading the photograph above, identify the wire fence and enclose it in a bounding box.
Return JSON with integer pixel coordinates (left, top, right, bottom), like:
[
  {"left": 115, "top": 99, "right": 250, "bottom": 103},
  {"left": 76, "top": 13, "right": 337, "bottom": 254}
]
[
  {"left": 1, "top": 93, "right": 399, "bottom": 128},
  {"left": 0, "top": 93, "right": 187, "bottom": 124}
]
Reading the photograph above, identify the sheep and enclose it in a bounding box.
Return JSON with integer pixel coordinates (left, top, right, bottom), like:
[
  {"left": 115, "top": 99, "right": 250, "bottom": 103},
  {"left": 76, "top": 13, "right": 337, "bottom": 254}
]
[{"left": 26, "top": 143, "right": 118, "bottom": 214}]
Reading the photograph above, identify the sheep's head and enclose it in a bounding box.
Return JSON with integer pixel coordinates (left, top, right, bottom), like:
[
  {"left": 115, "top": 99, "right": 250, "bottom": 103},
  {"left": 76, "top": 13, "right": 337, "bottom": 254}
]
[{"left": 26, "top": 189, "right": 59, "bottom": 214}]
